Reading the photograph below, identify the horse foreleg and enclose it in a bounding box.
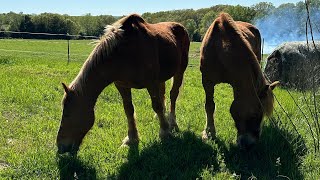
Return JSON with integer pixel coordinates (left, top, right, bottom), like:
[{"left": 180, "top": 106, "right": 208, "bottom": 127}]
[
  {"left": 169, "top": 73, "right": 184, "bottom": 132},
  {"left": 147, "top": 84, "right": 171, "bottom": 139},
  {"left": 202, "top": 77, "right": 216, "bottom": 140},
  {"left": 115, "top": 84, "right": 139, "bottom": 146}
]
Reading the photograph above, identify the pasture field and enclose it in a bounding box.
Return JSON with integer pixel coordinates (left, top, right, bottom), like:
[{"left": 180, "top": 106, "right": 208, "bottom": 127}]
[{"left": 0, "top": 39, "right": 319, "bottom": 179}]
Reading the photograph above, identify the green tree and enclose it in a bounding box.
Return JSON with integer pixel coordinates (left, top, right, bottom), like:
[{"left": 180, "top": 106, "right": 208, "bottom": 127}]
[
  {"left": 252, "top": 2, "right": 275, "bottom": 19},
  {"left": 96, "top": 15, "right": 117, "bottom": 35},
  {"left": 8, "top": 12, "right": 23, "bottom": 31},
  {"left": 224, "top": 5, "right": 256, "bottom": 22},
  {"left": 19, "top": 14, "right": 34, "bottom": 32},
  {"left": 199, "top": 11, "right": 217, "bottom": 39},
  {"left": 32, "top": 13, "right": 68, "bottom": 34},
  {"left": 79, "top": 13, "right": 98, "bottom": 36},
  {"left": 183, "top": 19, "right": 197, "bottom": 41},
  {"left": 65, "top": 18, "right": 80, "bottom": 35}
]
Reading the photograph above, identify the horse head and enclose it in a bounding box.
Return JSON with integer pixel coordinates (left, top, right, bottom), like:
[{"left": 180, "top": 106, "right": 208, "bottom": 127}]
[
  {"left": 232, "top": 81, "right": 279, "bottom": 150},
  {"left": 56, "top": 83, "right": 95, "bottom": 154}
]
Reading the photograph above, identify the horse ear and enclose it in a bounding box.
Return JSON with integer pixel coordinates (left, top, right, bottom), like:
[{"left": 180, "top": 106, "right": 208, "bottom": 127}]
[
  {"left": 61, "top": 83, "right": 70, "bottom": 94},
  {"left": 260, "top": 81, "right": 279, "bottom": 98},
  {"left": 270, "top": 81, "right": 280, "bottom": 90},
  {"left": 260, "top": 85, "right": 269, "bottom": 98}
]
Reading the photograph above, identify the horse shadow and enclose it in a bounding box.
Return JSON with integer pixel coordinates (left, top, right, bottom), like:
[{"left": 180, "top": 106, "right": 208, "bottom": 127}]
[
  {"left": 216, "top": 123, "right": 306, "bottom": 179},
  {"left": 57, "top": 154, "right": 97, "bottom": 180},
  {"left": 56, "top": 125, "right": 305, "bottom": 179},
  {"left": 112, "top": 124, "right": 305, "bottom": 179},
  {"left": 110, "top": 131, "right": 219, "bottom": 179}
]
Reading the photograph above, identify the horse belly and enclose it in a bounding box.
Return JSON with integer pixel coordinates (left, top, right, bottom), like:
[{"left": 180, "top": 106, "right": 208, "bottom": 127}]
[{"left": 115, "top": 81, "right": 145, "bottom": 89}]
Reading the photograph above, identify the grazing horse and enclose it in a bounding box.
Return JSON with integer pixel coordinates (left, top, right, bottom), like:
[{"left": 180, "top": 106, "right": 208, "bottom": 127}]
[
  {"left": 57, "top": 14, "right": 190, "bottom": 154},
  {"left": 200, "top": 13, "right": 279, "bottom": 149}
]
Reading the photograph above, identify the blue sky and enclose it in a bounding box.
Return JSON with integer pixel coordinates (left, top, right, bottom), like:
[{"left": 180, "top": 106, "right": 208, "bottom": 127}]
[{"left": 1, "top": 0, "right": 302, "bottom": 16}]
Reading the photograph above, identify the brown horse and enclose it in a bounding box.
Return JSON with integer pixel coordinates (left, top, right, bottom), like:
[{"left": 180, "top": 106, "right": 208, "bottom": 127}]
[
  {"left": 200, "top": 13, "right": 279, "bottom": 149},
  {"left": 57, "top": 14, "right": 190, "bottom": 154}
]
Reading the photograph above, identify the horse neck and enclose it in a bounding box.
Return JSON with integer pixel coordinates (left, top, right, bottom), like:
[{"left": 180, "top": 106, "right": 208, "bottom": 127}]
[
  {"left": 233, "top": 66, "right": 267, "bottom": 101},
  {"left": 70, "top": 55, "right": 111, "bottom": 107}
]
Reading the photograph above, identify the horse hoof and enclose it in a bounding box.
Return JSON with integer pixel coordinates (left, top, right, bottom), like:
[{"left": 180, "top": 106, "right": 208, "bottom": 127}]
[
  {"left": 121, "top": 136, "right": 139, "bottom": 147},
  {"left": 202, "top": 130, "right": 216, "bottom": 141},
  {"left": 169, "top": 124, "right": 180, "bottom": 132},
  {"left": 159, "top": 129, "right": 173, "bottom": 140}
]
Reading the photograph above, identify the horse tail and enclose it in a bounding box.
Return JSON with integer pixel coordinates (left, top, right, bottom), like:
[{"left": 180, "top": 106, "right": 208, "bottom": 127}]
[
  {"left": 182, "top": 28, "right": 190, "bottom": 70},
  {"left": 173, "top": 23, "right": 190, "bottom": 70}
]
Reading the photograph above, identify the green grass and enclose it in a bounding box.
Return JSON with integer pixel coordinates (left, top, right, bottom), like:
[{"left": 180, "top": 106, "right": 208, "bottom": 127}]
[{"left": 0, "top": 39, "right": 319, "bottom": 179}]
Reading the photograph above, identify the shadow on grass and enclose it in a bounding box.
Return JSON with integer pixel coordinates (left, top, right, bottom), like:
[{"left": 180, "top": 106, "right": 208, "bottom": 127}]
[
  {"left": 56, "top": 124, "right": 305, "bottom": 179},
  {"left": 217, "top": 123, "right": 306, "bottom": 179},
  {"left": 57, "top": 154, "right": 97, "bottom": 180},
  {"left": 111, "top": 131, "right": 218, "bottom": 179}
]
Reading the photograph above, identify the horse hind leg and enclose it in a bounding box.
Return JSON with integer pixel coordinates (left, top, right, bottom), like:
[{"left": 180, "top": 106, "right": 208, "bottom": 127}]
[
  {"left": 147, "top": 83, "right": 171, "bottom": 139},
  {"left": 160, "top": 82, "right": 166, "bottom": 113},
  {"left": 168, "top": 72, "right": 184, "bottom": 132},
  {"left": 202, "top": 77, "right": 216, "bottom": 140},
  {"left": 154, "top": 82, "right": 166, "bottom": 118},
  {"left": 115, "top": 84, "right": 139, "bottom": 146}
]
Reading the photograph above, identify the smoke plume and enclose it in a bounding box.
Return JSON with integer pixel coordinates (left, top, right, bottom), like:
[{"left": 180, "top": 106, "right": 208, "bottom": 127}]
[{"left": 254, "top": 5, "right": 320, "bottom": 54}]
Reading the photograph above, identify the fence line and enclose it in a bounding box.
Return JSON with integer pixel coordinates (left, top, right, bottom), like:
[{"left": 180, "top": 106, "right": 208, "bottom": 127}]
[
  {"left": 0, "top": 38, "right": 95, "bottom": 45},
  {"left": 0, "top": 31, "right": 100, "bottom": 63},
  {"left": 0, "top": 48, "right": 89, "bottom": 58},
  {"left": 0, "top": 30, "right": 99, "bottom": 39}
]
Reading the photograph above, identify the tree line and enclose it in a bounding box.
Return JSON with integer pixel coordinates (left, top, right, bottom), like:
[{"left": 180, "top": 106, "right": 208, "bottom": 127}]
[{"left": 0, "top": 1, "right": 319, "bottom": 41}]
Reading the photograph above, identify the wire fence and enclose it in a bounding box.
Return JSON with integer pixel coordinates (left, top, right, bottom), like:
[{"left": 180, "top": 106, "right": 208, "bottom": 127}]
[
  {"left": 0, "top": 30, "right": 100, "bottom": 63},
  {"left": 0, "top": 30, "right": 99, "bottom": 39}
]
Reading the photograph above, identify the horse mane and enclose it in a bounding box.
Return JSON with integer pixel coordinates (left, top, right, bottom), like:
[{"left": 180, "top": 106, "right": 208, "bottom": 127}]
[
  {"left": 219, "top": 13, "right": 274, "bottom": 116},
  {"left": 70, "top": 14, "right": 145, "bottom": 94}
]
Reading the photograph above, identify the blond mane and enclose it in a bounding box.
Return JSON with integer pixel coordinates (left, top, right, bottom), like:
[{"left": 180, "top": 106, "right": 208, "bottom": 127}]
[{"left": 70, "top": 18, "right": 125, "bottom": 94}]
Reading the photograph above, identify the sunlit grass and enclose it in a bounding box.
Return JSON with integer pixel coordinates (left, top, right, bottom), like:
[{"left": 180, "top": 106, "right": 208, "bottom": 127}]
[{"left": 0, "top": 39, "right": 319, "bottom": 179}]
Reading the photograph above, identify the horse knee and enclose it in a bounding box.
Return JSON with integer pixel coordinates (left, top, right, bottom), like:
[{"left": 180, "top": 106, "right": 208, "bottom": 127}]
[
  {"left": 123, "top": 101, "right": 134, "bottom": 116},
  {"left": 151, "top": 100, "right": 164, "bottom": 114},
  {"left": 170, "top": 89, "right": 179, "bottom": 101}
]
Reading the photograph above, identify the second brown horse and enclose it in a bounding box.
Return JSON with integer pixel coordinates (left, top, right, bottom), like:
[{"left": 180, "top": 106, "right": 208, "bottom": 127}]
[{"left": 200, "top": 13, "right": 279, "bottom": 149}]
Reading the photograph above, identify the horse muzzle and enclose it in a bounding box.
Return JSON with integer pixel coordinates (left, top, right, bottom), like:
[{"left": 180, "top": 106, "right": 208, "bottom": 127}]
[{"left": 237, "top": 134, "right": 257, "bottom": 150}]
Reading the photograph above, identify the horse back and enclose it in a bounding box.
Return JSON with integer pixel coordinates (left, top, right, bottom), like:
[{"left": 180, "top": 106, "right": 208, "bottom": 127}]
[
  {"left": 200, "top": 13, "right": 259, "bottom": 84},
  {"left": 111, "top": 14, "right": 189, "bottom": 86},
  {"left": 147, "top": 22, "right": 190, "bottom": 80}
]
